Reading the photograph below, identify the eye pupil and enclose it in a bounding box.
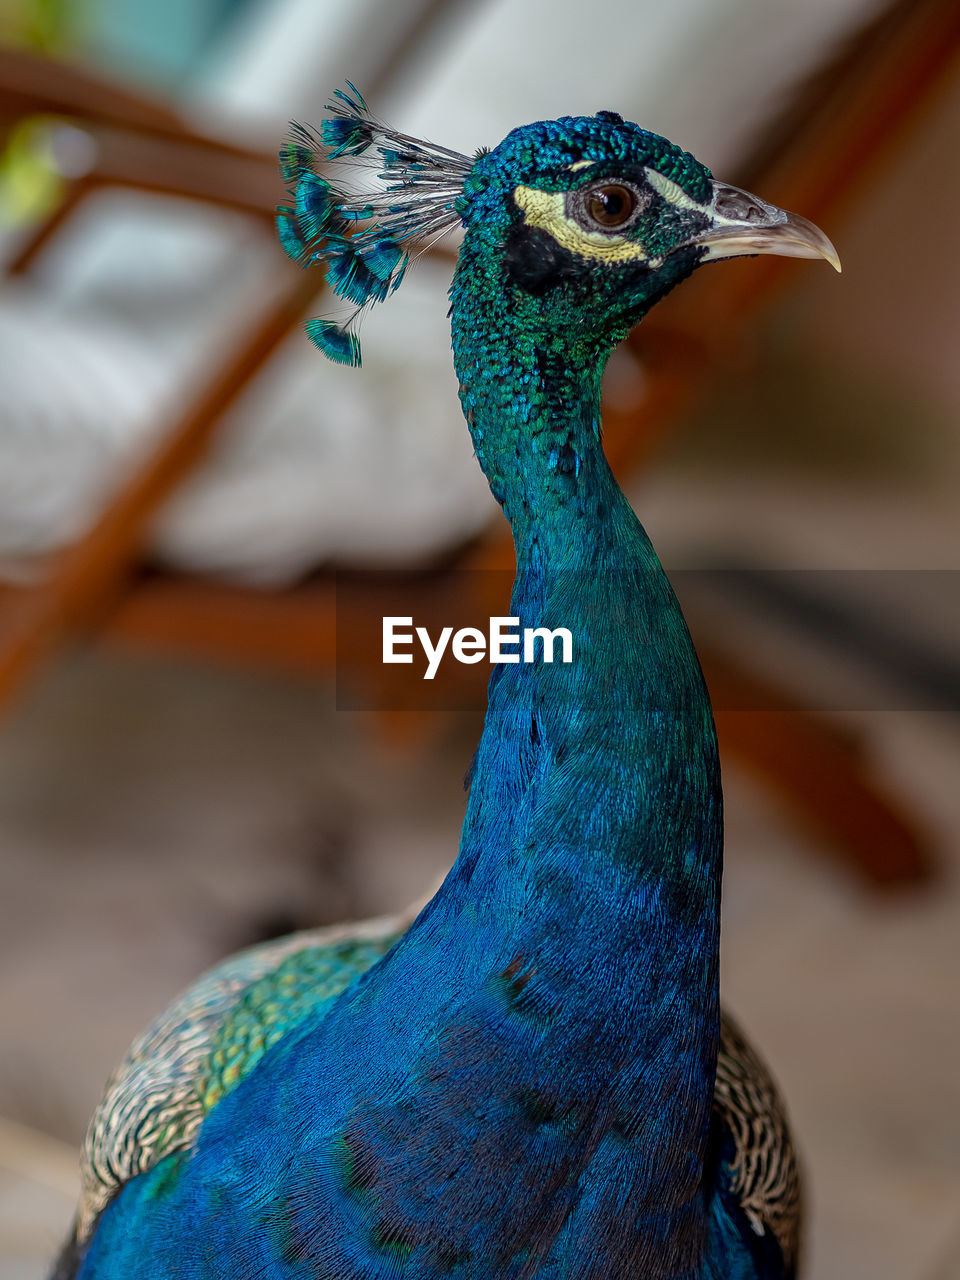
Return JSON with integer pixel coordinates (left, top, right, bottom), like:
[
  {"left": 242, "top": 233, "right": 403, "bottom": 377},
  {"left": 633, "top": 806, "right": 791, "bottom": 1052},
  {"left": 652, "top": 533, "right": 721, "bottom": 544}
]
[{"left": 586, "top": 184, "right": 636, "bottom": 228}]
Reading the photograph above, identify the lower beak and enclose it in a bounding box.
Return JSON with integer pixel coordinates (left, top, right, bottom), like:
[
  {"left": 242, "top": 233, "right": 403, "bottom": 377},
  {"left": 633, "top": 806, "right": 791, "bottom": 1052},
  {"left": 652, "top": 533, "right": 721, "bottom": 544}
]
[{"left": 690, "top": 180, "right": 841, "bottom": 272}]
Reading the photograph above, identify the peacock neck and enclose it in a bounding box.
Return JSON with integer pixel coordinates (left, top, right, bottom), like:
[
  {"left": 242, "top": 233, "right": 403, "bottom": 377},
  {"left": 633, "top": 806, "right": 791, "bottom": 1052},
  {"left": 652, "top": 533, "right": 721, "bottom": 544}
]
[
  {"left": 452, "top": 259, "right": 612, "bottom": 564},
  {"left": 428, "top": 251, "right": 725, "bottom": 1258},
  {"left": 448, "top": 247, "right": 727, "bottom": 921}
]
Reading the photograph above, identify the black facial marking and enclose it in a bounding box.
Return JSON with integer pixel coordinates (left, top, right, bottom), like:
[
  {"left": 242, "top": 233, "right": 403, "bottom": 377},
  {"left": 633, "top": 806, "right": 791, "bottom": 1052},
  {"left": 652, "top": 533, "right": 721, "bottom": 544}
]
[{"left": 504, "top": 223, "right": 574, "bottom": 295}]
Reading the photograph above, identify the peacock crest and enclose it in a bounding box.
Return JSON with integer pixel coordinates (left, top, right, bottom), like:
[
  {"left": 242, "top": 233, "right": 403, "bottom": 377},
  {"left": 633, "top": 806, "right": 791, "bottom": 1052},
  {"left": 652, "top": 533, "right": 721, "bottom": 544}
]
[{"left": 276, "top": 83, "right": 474, "bottom": 367}]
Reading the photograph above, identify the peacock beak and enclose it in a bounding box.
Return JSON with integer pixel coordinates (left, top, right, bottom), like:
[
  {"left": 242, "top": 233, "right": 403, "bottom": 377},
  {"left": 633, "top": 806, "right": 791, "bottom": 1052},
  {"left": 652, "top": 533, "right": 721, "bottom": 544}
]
[{"left": 689, "top": 180, "right": 841, "bottom": 272}]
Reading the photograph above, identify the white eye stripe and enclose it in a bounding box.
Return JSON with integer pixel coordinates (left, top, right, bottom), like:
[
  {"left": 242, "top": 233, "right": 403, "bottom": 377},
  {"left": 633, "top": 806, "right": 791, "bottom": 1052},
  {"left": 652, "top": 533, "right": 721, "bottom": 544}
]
[{"left": 643, "top": 167, "right": 710, "bottom": 214}]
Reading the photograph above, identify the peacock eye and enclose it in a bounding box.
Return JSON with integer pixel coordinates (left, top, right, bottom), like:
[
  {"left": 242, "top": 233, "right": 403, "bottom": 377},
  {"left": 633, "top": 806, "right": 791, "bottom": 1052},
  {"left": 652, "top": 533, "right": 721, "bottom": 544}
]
[
  {"left": 586, "top": 185, "right": 635, "bottom": 227},
  {"left": 568, "top": 181, "right": 648, "bottom": 234}
]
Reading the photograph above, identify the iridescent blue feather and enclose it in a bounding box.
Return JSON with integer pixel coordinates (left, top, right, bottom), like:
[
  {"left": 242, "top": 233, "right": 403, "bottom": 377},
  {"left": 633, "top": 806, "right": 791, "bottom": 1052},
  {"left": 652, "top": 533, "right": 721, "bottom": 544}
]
[
  {"left": 325, "top": 249, "right": 390, "bottom": 307},
  {"left": 362, "top": 238, "right": 405, "bottom": 282},
  {"left": 294, "top": 173, "right": 337, "bottom": 242},
  {"left": 304, "top": 318, "right": 361, "bottom": 368},
  {"left": 274, "top": 85, "right": 472, "bottom": 364},
  {"left": 275, "top": 207, "right": 308, "bottom": 262},
  {"left": 278, "top": 143, "right": 313, "bottom": 184}
]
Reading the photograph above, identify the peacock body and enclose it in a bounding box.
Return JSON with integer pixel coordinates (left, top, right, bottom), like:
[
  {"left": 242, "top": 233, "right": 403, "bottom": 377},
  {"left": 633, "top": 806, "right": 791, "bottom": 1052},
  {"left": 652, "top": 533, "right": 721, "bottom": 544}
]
[{"left": 54, "top": 86, "right": 837, "bottom": 1280}]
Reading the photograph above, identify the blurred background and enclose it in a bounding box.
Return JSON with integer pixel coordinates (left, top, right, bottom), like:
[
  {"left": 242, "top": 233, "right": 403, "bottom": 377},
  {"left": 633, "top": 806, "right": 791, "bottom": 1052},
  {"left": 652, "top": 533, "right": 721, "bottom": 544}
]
[{"left": 0, "top": 0, "right": 959, "bottom": 1276}]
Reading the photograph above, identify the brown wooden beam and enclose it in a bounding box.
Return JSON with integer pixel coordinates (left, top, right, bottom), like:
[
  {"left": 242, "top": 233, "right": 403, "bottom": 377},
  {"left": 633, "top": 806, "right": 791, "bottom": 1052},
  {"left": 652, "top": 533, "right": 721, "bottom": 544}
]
[{"left": 0, "top": 264, "right": 319, "bottom": 707}]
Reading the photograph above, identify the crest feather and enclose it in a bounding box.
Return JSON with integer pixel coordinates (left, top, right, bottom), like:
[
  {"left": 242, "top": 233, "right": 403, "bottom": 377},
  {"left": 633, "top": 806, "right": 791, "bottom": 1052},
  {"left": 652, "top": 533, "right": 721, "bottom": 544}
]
[
  {"left": 305, "top": 318, "right": 362, "bottom": 368},
  {"left": 277, "top": 83, "right": 473, "bottom": 365}
]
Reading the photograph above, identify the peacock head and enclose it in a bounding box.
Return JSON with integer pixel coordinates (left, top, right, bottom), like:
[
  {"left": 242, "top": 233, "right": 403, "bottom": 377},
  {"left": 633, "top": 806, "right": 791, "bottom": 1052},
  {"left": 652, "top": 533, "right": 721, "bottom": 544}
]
[{"left": 278, "top": 85, "right": 839, "bottom": 367}]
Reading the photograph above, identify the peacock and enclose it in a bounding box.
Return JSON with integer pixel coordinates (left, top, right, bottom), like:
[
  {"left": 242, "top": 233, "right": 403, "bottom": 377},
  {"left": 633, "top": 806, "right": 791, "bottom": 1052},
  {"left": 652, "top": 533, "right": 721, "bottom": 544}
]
[{"left": 53, "top": 85, "right": 839, "bottom": 1280}]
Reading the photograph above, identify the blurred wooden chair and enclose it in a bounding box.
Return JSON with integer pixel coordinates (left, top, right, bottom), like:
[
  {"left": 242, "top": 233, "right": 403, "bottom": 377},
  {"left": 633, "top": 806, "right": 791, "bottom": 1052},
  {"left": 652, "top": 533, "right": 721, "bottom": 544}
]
[{"left": 2, "top": 0, "right": 959, "bottom": 885}]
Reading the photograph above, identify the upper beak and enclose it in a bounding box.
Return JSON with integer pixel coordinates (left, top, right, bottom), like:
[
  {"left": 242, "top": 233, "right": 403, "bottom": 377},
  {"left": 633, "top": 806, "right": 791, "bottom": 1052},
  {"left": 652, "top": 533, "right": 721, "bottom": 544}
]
[{"left": 690, "top": 180, "right": 841, "bottom": 272}]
